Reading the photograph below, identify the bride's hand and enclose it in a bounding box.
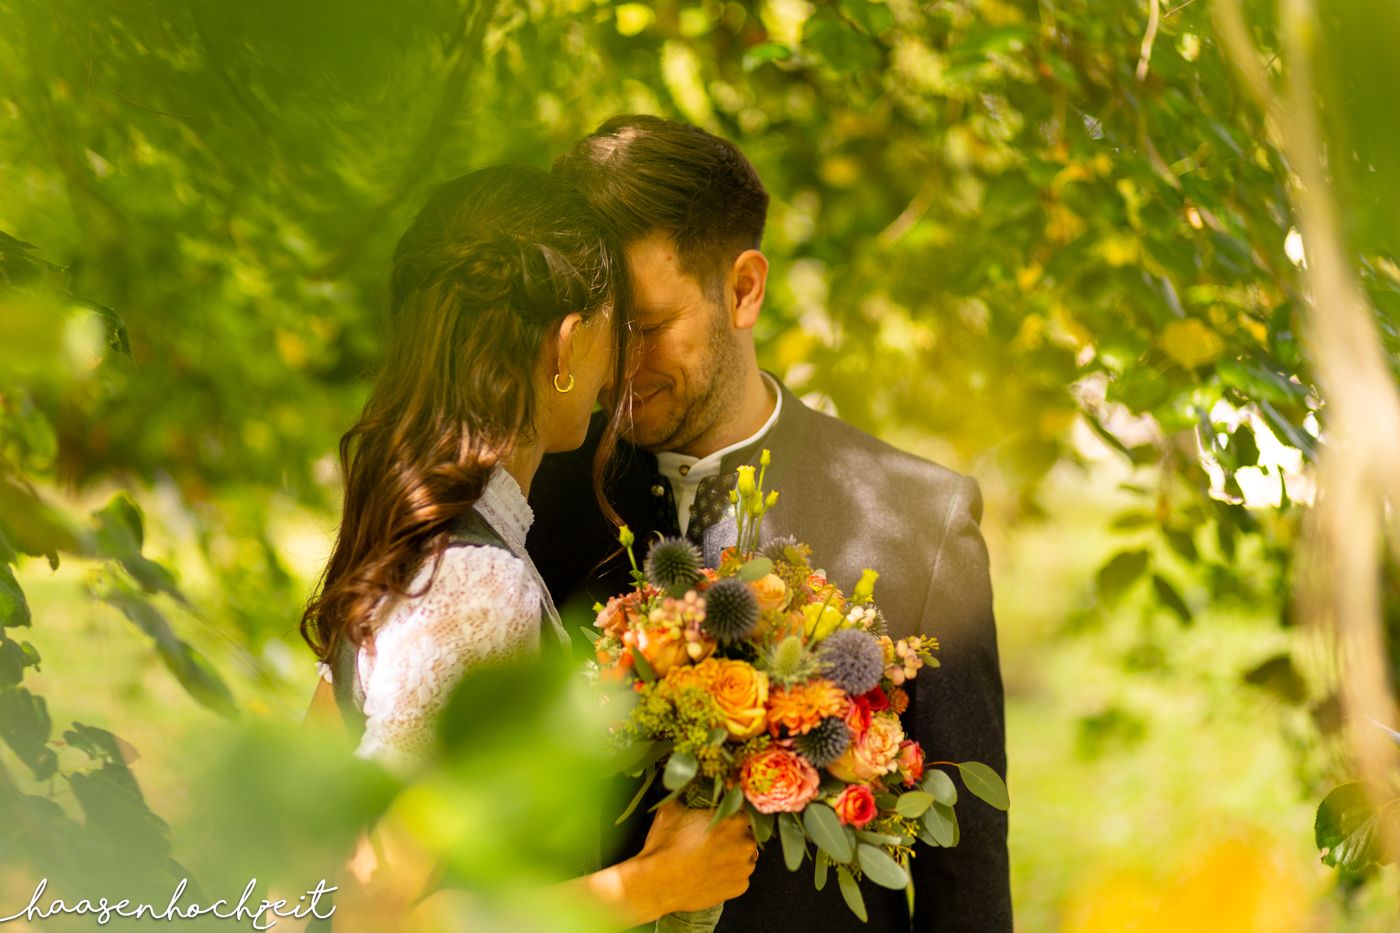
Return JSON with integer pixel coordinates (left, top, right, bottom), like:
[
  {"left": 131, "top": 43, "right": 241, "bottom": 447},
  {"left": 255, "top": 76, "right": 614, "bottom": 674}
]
[{"left": 628, "top": 801, "right": 759, "bottom": 915}]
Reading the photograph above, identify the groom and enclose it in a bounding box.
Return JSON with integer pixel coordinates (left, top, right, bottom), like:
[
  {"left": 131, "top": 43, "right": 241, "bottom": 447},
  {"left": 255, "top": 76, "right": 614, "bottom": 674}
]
[{"left": 527, "top": 115, "right": 1011, "bottom": 932}]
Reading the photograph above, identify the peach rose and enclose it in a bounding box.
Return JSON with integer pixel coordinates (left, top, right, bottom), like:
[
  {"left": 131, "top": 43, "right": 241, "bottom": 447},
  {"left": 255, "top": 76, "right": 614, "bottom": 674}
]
[
  {"left": 739, "top": 747, "right": 820, "bottom": 813},
  {"left": 751, "top": 573, "right": 789, "bottom": 613},
  {"left": 710, "top": 659, "right": 769, "bottom": 739},
  {"left": 596, "top": 587, "right": 656, "bottom": 638},
  {"left": 828, "top": 714, "right": 904, "bottom": 783},
  {"left": 832, "top": 784, "right": 878, "bottom": 828}
]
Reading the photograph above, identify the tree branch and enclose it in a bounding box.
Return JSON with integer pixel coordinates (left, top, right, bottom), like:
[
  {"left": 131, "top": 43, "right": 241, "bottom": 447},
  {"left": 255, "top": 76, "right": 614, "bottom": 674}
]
[{"left": 316, "top": 0, "right": 501, "bottom": 280}]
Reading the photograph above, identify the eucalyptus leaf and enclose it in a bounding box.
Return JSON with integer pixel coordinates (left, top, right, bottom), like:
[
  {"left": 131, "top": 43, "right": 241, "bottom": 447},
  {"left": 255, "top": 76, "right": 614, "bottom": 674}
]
[
  {"left": 956, "top": 761, "right": 1010, "bottom": 810},
  {"left": 836, "top": 865, "right": 868, "bottom": 922},
  {"left": 662, "top": 750, "right": 699, "bottom": 792},
  {"left": 922, "top": 802, "right": 957, "bottom": 847},
  {"left": 779, "top": 812, "right": 806, "bottom": 871},
  {"left": 922, "top": 769, "right": 958, "bottom": 806},
  {"left": 738, "top": 557, "right": 774, "bottom": 581},
  {"left": 856, "top": 843, "right": 910, "bottom": 890},
  {"left": 895, "top": 791, "right": 935, "bottom": 818},
  {"left": 614, "top": 768, "right": 657, "bottom": 826},
  {"left": 803, "top": 803, "right": 854, "bottom": 862}
]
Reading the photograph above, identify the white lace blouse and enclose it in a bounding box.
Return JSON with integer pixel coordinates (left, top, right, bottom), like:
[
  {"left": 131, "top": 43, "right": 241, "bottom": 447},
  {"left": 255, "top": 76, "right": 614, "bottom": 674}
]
[{"left": 318, "top": 468, "right": 567, "bottom": 771}]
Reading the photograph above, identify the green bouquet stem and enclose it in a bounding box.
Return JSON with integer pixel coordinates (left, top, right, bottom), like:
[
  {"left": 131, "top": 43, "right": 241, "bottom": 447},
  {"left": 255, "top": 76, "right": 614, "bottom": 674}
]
[
  {"left": 656, "top": 902, "right": 724, "bottom": 933},
  {"left": 654, "top": 787, "right": 729, "bottom": 933}
]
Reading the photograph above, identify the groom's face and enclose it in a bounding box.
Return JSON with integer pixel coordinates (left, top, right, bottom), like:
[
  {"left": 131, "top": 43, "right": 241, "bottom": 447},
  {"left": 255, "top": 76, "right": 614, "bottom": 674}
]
[{"left": 609, "top": 232, "right": 743, "bottom": 454}]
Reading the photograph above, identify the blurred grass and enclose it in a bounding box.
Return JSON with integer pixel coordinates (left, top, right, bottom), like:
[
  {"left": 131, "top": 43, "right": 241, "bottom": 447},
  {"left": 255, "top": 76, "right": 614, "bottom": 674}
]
[{"left": 10, "top": 457, "right": 1400, "bottom": 930}]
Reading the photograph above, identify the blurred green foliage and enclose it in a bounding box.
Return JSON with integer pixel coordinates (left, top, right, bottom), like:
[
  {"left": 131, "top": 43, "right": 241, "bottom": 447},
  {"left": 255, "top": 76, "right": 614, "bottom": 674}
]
[{"left": 2, "top": 0, "right": 1400, "bottom": 926}]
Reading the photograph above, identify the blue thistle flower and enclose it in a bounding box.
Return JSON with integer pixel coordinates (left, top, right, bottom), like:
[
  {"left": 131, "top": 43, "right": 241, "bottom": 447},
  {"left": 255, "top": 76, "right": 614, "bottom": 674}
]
[
  {"left": 700, "top": 578, "right": 760, "bottom": 643},
  {"left": 645, "top": 537, "right": 703, "bottom": 591},
  {"left": 818, "top": 628, "right": 885, "bottom": 696},
  {"left": 794, "top": 716, "right": 851, "bottom": 768}
]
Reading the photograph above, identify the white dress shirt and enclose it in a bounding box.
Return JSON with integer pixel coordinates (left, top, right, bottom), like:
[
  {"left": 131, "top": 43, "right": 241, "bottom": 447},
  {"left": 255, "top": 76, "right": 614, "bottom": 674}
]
[{"left": 656, "top": 372, "right": 782, "bottom": 535}]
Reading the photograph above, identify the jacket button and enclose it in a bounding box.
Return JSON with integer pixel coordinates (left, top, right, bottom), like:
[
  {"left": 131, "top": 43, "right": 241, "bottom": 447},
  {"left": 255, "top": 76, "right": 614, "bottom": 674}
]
[{"left": 651, "top": 485, "right": 666, "bottom": 497}]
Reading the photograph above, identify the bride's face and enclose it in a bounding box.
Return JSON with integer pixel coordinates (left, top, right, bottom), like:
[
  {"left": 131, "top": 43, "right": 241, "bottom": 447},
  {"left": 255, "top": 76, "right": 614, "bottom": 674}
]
[{"left": 539, "top": 304, "right": 616, "bottom": 452}]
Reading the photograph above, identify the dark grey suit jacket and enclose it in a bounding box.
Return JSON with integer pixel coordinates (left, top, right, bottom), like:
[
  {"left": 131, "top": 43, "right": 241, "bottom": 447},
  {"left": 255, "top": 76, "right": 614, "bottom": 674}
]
[{"left": 527, "top": 378, "right": 1011, "bottom": 932}]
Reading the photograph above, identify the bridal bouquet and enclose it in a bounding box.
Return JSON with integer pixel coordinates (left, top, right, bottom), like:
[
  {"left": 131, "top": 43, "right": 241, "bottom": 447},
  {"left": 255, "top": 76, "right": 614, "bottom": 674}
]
[{"left": 587, "top": 451, "right": 1008, "bottom": 926}]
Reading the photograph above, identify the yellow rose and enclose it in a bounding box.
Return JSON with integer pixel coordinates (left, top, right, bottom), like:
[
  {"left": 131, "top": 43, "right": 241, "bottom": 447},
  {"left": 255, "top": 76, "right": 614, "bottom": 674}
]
[
  {"left": 710, "top": 659, "right": 769, "bottom": 739},
  {"left": 752, "top": 573, "right": 788, "bottom": 613}
]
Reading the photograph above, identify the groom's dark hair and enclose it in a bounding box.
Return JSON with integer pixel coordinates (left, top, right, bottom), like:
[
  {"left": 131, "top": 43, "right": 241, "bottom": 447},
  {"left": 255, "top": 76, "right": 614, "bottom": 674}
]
[{"left": 553, "top": 115, "right": 769, "bottom": 297}]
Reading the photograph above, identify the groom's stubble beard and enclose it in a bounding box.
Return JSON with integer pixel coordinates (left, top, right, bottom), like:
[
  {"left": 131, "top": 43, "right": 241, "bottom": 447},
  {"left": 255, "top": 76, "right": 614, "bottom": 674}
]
[{"left": 626, "top": 301, "right": 745, "bottom": 455}]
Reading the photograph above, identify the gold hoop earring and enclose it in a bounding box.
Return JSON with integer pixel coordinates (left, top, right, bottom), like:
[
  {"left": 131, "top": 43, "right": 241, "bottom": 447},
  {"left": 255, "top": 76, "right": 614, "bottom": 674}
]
[{"left": 553, "top": 373, "right": 575, "bottom": 394}]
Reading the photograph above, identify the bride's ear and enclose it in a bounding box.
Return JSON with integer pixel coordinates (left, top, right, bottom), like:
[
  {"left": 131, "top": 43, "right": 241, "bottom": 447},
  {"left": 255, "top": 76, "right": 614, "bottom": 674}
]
[{"left": 550, "top": 312, "right": 585, "bottom": 378}]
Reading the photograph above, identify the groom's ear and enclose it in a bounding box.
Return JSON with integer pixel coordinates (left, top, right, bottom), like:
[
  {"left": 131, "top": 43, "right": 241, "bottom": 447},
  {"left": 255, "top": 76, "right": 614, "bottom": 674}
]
[{"left": 728, "top": 249, "right": 768, "bottom": 330}]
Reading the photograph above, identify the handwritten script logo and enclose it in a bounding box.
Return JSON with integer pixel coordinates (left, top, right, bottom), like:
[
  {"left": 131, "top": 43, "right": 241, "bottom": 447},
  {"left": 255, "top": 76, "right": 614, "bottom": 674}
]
[{"left": 0, "top": 878, "right": 336, "bottom": 929}]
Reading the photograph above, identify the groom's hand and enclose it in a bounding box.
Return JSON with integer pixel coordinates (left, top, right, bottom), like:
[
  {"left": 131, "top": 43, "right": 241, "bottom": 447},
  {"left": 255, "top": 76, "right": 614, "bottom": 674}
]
[{"left": 632, "top": 801, "right": 758, "bottom": 914}]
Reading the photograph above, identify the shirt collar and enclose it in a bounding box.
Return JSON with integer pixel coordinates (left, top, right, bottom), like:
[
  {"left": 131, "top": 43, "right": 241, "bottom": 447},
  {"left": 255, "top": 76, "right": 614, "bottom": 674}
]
[{"left": 656, "top": 372, "right": 782, "bottom": 484}]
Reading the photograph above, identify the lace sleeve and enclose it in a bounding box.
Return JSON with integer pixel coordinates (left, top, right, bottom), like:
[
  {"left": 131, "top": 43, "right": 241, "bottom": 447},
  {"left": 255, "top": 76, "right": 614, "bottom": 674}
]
[{"left": 355, "top": 545, "right": 542, "bottom": 771}]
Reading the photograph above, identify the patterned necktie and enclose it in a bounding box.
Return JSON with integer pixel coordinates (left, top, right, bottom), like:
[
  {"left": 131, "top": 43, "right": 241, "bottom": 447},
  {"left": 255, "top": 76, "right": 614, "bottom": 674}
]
[{"left": 686, "top": 471, "right": 738, "bottom": 547}]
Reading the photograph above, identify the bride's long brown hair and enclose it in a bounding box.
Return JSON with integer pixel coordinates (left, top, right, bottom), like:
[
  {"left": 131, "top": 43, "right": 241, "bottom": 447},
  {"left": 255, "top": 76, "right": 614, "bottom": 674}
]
[{"left": 301, "top": 165, "right": 630, "bottom": 663}]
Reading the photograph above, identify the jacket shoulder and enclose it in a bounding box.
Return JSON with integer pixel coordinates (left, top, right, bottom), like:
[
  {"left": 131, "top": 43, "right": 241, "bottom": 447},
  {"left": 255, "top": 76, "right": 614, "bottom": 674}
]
[{"left": 797, "top": 403, "right": 975, "bottom": 502}]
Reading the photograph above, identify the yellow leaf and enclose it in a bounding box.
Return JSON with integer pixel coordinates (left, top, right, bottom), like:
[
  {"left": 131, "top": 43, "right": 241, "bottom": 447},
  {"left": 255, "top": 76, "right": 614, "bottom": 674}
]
[
  {"left": 1098, "top": 234, "right": 1140, "bottom": 267},
  {"left": 1159, "top": 318, "right": 1224, "bottom": 369},
  {"left": 614, "top": 4, "right": 654, "bottom": 36}
]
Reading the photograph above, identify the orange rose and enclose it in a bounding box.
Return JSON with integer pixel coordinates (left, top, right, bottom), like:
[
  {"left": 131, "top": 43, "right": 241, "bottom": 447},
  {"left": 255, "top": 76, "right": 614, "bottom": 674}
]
[
  {"left": 627, "top": 625, "right": 687, "bottom": 678},
  {"left": 740, "top": 746, "right": 820, "bottom": 813},
  {"left": 710, "top": 659, "right": 769, "bottom": 739},
  {"left": 751, "top": 573, "right": 789, "bottom": 613},
  {"left": 832, "top": 784, "right": 878, "bottom": 828}
]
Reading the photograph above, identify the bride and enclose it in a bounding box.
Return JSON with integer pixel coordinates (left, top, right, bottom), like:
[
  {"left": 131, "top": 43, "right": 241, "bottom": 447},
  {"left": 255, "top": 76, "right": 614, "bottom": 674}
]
[{"left": 299, "top": 165, "right": 756, "bottom": 929}]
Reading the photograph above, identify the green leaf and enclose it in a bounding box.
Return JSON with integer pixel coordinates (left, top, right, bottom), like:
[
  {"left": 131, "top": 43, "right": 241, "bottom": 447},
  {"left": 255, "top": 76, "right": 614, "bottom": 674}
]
[
  {"left": 609, "top": 739, "right": 672, "bottom": 777},
  {"left": 803, "top": 803, "right": 854, "bottom": 862},
  {"left": 854, "top": 830, "right": 907, "bottom": 847},
  {"left": 956, "top": 761, "right": 1010, "bottom": 810},
  {"left": 706, "top": 726, "right": 729, "bottom": 747},
  {"left": 102, "top": 591, "right": 235, "bottom": 715},
  {"left": 1243, "top": 654, "right": 1308, "bottom": 704},
  {"left": 742, "top": 42, "right": 792, "bottom": 72},
  {"left": 839, "top": 0, "right": 895, "bottom": 36},
  {"left": 709, "top": 785, "right": 745, "bottom": 829},
  {"left": 836, "top": 865, "right": 868, "bottom": 922},
  {"left": 814, "top": 851, "right": 830, "bottom": 890},
  {"left": 0, "top": 685, "right": 55, "bottom": 780},
  {"left": 779, "top": 812, "right": 806, "bottom": 871},
  {"left": 1110, "top": 511, "right": 1154, "bottom": 531},
  {"left": 922, "top": 802, "right": 957, "bottom": 847},
  {"left": 0, "top": 564, "right": 31, "bottom": 628},
  {"left": 614, "top": 768, "right": 657, "bottom": 826},
  {"left": 895, "top": 791, "right": 935, "bottom": 818},
  {"left": 922, "top": 768, "right": 958, "bottom": 806},
  {"left": 856, "top": 843, "right": 910, "bottom": 890},
  {"left": 749, "top": 808, "right": 775, "bottom": 845},
  {"left": 1097, "top": 550, "right": 1150, "bottom": 601},
  {"left": 1151, "top": 574, "right": 1192, "bottom": 625},
  {"left": 738, "top": 557, "right": 774, "bottom": 581},
  {"left": 663, "top": 750, "right": 699, "bottom": 792},
  {"left": 1316, "top": 783, "right": 1393, "bottom": 872},
  {"left": 630, "top": 646, "right": 657, "bottom": 683}
]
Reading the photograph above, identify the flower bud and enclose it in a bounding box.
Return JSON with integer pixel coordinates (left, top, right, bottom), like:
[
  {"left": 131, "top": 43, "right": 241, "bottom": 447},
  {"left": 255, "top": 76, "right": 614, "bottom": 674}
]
[{"left": 737, "top": 465, "right": 757, "bottom": 497}]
